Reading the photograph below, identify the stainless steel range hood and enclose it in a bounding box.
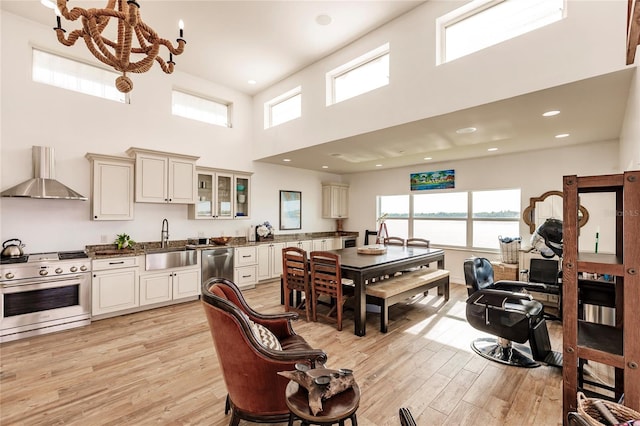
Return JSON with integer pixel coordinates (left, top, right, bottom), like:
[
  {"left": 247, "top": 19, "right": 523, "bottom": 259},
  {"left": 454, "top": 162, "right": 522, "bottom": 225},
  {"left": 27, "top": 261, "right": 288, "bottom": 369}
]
[{"left": 1, "top": 146, "right": 87, "bottom": 200}]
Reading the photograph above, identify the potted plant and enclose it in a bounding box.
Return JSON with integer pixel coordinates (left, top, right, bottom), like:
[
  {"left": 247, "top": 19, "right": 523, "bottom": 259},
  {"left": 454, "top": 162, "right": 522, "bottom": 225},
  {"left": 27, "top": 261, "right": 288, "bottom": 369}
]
[{"left": 115, "top": 233, "right": 136, "bottom": 250}]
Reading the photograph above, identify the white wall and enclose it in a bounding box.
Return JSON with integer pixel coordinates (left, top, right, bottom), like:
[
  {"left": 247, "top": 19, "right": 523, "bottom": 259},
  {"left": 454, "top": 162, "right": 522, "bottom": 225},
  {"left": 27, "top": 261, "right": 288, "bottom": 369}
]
[
  {"left": 252, "top": 0, "right": 628, "bottom": 159},
  {"left": 0, "top": 11, "right": 340, "bottom": 253},
  {"left": 344, "top": 141, "right": 620, "bottom": 283},
  {"left": 619, "top": 66, "right": 640, "bottom": 171}
]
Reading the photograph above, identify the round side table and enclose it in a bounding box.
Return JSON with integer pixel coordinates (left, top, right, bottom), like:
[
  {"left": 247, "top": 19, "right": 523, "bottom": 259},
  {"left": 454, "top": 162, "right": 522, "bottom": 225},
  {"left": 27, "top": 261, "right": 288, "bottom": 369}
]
[{"left": 285, "top": 380, "right": 360, "bottom": 426}]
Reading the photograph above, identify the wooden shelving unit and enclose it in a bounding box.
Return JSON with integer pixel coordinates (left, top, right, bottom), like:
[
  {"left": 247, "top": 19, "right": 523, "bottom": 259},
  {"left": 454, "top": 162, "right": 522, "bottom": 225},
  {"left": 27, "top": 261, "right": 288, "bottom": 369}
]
[{"left": 562, "top": 171, "right": 640, "bottom": 421}]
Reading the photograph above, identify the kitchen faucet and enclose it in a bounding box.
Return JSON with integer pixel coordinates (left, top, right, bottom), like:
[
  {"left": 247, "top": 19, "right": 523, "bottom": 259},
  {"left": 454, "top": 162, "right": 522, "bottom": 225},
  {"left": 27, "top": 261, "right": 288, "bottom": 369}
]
[{"left": 161, "top": 218, "right": 169, "bottom": 248}]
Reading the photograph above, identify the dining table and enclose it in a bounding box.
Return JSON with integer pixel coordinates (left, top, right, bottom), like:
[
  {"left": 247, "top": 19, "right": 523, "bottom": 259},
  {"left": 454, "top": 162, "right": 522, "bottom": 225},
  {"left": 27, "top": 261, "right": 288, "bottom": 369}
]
[{"left": 329, "top": 245, "right": 446, "bottom": 336}]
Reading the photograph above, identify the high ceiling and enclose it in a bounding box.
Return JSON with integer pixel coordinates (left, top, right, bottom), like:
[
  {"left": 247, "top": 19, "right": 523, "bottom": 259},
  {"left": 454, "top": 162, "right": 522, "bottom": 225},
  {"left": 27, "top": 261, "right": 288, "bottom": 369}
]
[{"left": 2, "top": 1, "right": 635, "bottom": 174}]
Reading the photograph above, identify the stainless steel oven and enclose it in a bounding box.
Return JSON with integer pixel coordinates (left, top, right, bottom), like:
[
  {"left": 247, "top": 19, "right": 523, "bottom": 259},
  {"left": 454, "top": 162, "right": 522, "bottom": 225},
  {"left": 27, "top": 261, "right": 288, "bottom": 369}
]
[{"left": 1, "top": 251, "right": 91, "bottom": 343}]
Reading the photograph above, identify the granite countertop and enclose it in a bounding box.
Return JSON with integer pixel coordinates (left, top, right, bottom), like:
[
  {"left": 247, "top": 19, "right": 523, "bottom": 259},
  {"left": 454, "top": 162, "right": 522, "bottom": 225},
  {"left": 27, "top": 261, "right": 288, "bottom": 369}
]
[{"left": 87, "top": 231, "right": 358, "bottom": 259}]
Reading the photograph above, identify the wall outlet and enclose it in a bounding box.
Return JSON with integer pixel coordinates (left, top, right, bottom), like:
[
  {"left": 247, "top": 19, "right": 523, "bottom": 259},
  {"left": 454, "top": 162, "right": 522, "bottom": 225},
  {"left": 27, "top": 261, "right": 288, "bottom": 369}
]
[
  {"left": 197, "top": 231, "right": 205, "bottom": 238},
  {"left": 100, "top": 234, "right": 109, "bottom": 243}
]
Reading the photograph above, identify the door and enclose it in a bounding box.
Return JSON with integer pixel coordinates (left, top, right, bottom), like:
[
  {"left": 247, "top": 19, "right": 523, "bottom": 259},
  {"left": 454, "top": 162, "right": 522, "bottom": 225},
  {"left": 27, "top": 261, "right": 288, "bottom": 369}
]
[
  {"left": 173, "top": 269, "right": 200, "bottom": 299},
  {"left": 139, "top": 272, "right": 172, "bottom": 306}
]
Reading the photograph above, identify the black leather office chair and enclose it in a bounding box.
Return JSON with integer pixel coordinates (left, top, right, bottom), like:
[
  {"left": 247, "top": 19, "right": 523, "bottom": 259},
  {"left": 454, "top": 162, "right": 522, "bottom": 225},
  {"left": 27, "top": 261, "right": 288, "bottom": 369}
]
[{"left": 464, "top": 257, "right": 562, "bottom": 368}]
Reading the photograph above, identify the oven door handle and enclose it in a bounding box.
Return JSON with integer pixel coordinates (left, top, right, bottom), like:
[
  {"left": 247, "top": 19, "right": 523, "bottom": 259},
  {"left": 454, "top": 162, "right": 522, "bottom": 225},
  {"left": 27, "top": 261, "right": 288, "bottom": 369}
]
[{"left": 1, "top": 276, "right": 85, "bottom": 293}]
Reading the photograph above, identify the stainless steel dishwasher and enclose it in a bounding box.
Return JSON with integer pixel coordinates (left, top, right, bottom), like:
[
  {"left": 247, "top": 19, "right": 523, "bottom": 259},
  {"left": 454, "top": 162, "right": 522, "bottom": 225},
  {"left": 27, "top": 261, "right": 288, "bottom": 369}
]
[{"left": 201, "top": 247, "right": 234, "bottom": 284}]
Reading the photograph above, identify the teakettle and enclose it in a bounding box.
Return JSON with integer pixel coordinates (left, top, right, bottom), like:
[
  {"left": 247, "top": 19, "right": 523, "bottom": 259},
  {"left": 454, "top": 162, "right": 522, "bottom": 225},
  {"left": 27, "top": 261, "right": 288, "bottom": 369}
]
[{"left": 1, "top": 239, "right": 25, "bottom": 258}]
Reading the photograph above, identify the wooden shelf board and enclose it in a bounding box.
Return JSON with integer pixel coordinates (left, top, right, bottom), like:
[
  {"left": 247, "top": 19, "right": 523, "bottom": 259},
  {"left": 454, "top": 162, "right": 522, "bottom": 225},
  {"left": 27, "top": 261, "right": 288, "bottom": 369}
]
[{"left": 577, "top": 321, "right": 624, "bottom": 367}]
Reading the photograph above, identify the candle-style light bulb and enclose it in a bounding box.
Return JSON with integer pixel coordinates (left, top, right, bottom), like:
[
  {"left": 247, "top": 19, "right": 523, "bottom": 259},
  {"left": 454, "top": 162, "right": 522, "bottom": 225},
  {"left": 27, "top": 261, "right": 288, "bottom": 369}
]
[
  {"left": 54, "top": 6, "right": 61, "bottom": 29},
  {"left": 178, "top": 19, "right": 184, "bottom": 38}
]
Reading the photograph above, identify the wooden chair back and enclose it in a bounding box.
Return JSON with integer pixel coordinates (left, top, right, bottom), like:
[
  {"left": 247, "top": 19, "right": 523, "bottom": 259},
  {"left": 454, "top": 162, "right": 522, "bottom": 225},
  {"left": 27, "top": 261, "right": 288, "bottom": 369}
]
[
  {"left": 282, "top": 247, "right": 311, "bottom": 321},
  {"left": 309, "top": 251, "right": 348, "bottom": 331},
  {"left": 384, "top": 236, "right": 405, "bottom": 246},
  {"left": 406, "top": 238, "right": 430, "bottom": 248}
]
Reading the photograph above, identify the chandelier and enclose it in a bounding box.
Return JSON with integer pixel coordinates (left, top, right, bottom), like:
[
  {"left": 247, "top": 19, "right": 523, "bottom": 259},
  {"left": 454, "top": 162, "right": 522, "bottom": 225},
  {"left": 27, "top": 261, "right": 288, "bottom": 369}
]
[{"left": 51, "top": 0, "right": 186, "bottom": 93}]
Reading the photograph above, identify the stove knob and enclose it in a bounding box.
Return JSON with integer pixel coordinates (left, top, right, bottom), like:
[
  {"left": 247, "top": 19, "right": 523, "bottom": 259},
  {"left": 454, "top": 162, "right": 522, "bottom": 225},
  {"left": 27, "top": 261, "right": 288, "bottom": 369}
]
[
  {"left": 55, "top": 268, "right": 63, "bottom": 274},
  {"left": 39, "top": 269, "right": 49, "bottom": 276},
  {"left": 80, "top": 265, "right": 88, "bottom": 272},
  {"left": 4, "top": 272, "right": 14, "bottom": 279},
  {"left": 70, "top": 266, "right": 78, "bottom": 273}
]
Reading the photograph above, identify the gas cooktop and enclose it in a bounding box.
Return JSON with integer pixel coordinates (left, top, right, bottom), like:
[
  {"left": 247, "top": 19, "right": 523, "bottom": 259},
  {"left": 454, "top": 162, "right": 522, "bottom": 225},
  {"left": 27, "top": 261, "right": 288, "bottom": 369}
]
[{"left": 0, "top": 250, "right": 88, "bottom": 265}]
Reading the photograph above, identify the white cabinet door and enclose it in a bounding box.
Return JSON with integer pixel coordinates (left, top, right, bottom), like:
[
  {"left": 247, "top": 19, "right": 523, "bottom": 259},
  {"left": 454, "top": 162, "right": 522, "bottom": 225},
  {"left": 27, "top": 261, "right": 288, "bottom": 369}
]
[
  {"left": 257, "top": 244, "right": 271, "bottom": 281},
  {"left": 86, "top": 154, "right": 134, "bottom": 221},
  {"left": 234, "top": 174, "right": 251, "bottom": 219},
  {"left": 258, "top": 242, "right": 285, "bottom": 281},
  {"left": 312, "top": 239, "right": 325, "bottom": 251},
  {"left": 92, "top": 268, "right": 139, "bottom": 316},
  {"left": 321, "top": 183, "right": 349, "bottom": 218},
  {"left": 214, "top": 172, "right": 234, "bottom": 219},
  {"left": 128, "top": 148, "right": 198, "bottom": 204},
  {"left": 336, "top": 185, "right": 349, "bottom": 218},
  {"left": 139, "top": 272, "right": 172, "bottom": 306},
  {"left": 168, "top": 157, "right": 197, "bottom": 204},
  {"left": 271, "top": 242, "right": 285, "bottom": 278},
  {"left": 173, "top": 268, "right": 200, "bottom": 299},
  {"left": 135, "top": 153, "right": 168, "bottom": 203}
]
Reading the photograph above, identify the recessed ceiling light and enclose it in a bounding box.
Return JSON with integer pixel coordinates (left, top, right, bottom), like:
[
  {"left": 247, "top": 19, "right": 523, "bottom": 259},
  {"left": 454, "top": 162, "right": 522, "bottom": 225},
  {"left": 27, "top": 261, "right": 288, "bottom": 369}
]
[
  {"left": 488, "top": 147, "right": 498, "bottom": 152},
  {"left": 375, "top": 164, "right": 383, "bottom": 167},
  {"left": 543, "top": 110, "right": 560, "bottom": 117},
  {"left": 283, "top": 158, "right": 291, "bottom": 162},
  {"left": 322, "top": 165, "right": 328, "bottom": 169},
  {"left": 315, "top": 14, "right": 332, "bottom": 26},
  {"left": 248, "top": 80, "right": 257, "bottom": 85},
  {"left": 423, "top": 157, "right": 432, "bottom": 160},
  {"left": 456, "top": 127, "right": 477, "bottom": 134},
  {"left": 555, "top": 133, "right": 570, "bottom": 138}
]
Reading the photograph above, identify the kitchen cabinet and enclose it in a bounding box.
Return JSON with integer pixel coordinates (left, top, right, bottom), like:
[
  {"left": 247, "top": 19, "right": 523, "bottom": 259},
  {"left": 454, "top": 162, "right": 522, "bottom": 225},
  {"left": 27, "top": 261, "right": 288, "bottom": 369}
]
[
  {"left": 85, "top": 153, "right": 134, "bottom": 221},
  {"left": 139, "top": 266, "right": 200, "bottom": 306},
  {"left": 188, "top": 168, "right": 252, "bottom": 220},
  {"left": 127, "top": 147, "right": 198, "bottom": 204},
  {"left": 257, "top": 242, "right": 285, "bottom": 281},
  {"left": 234, "top": 246, "right": 258, "bottom": 289},
  {"left": 312, "top": 237, "right": 341, "bottom": 251},
  {"left": 91, "top": 256, "right": 140, "bottom": 317},
  {"left": 287, "top": 239, "right": 313, "bottom": 253},
  {"left": 322, "top": 182, "right": 349, "bottom": 219},
  {"left": 234, "top": 174, "right": 251, "bottom": 219}
]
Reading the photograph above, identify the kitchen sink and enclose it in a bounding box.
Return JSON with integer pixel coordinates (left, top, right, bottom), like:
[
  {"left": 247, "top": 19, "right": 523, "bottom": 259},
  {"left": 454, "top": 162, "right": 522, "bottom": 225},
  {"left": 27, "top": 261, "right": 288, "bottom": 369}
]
[{"left": 145, "top": 247, "right": 198, "bottom": 271}]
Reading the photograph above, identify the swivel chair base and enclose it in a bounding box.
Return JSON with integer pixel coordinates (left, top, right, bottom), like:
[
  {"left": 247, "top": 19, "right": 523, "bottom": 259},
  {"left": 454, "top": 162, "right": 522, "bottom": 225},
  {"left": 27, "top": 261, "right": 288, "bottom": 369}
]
[{"left": 471, "top": 337, "right": 540, "bottom": 368}]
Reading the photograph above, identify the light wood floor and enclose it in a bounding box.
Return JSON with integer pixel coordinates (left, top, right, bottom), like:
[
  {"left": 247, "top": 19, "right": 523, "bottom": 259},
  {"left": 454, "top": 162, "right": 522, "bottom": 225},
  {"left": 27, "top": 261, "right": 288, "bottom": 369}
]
[{"left": 0, "top": 280, "right": 564, "bottom": 425}]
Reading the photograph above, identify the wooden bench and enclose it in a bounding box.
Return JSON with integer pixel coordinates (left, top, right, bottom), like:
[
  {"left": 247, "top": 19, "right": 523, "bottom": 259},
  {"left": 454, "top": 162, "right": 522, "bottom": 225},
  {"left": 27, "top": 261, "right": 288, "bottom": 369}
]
[{"left": 365, "top": 267, "right": 450, "bottom": 333}]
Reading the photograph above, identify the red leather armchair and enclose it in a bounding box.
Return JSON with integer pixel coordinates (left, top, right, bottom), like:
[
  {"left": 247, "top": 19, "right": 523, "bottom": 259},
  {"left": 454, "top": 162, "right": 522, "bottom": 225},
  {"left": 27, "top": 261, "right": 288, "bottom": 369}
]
[{"left": 202, "top": 278, "right": 327, "bottom": 425}]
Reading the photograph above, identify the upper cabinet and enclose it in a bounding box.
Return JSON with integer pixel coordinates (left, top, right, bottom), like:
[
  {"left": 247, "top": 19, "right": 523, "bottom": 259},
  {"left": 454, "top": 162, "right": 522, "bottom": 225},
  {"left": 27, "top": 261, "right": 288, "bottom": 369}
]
[
  {"left": 126, "top": 147, "right": 199, "bottom": 204},
  {"left": 188, "top": 167, "right": 252, "bottom": 220},
  {"left": 85, "top": 153, "right": 134, "bottom": 221},
  {"left": 322, "top": 182, "right": 349, "bottom": 219},
  {"left": 234, "top": 174, "right": 251, "bottom": 219}
]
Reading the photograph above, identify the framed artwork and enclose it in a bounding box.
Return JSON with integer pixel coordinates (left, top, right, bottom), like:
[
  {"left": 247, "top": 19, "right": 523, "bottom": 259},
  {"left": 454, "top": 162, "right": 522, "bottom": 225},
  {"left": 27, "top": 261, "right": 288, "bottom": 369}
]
[
  {"left": 280, "top": 190, "right": 302, "bottom": 230},
  {"left": 410, "top": 169, "right": 455, "bottom": 191}
]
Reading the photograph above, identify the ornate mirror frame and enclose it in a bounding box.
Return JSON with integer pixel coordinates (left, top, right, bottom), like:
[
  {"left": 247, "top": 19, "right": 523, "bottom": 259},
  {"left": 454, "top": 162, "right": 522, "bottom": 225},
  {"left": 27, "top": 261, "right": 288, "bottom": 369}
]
[{"left": 522, "top": 190, "right": 589, "bottom": 234}]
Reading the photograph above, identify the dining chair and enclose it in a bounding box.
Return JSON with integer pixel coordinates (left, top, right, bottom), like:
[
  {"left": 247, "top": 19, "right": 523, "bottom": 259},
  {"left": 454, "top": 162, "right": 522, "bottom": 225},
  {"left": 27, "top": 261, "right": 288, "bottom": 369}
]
[
  {"left": 309, "top": 251, "right": 354, "bottom": 331},
  {"left": 406, "top": 238, "right": 430, "bottom": 248},
  {"left": 282, "top": 247, "right": 311, "bottom": 321},
  {"left": 384, "top": 237, "right": 405, "bottom": 246}
]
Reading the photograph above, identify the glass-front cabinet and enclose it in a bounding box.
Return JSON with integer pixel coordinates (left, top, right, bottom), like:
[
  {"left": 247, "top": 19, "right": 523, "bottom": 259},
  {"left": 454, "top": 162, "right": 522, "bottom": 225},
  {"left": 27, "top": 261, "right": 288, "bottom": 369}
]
[
  {"left": 234, "top": 174, "right": 250, "bottom": 219},
  {"left": 188, "top": 167, "right": 251, "bottom": 220}
]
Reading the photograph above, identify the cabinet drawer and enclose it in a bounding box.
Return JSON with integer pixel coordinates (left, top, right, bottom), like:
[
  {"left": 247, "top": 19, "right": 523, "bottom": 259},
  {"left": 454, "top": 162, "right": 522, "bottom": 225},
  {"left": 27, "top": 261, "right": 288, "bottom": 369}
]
[
  {"left": 235, "top": 247, "right": 257, "bottom": 266},
  {"left": 235, "top": 266, "right": 257, "bottom": 287},
  {"left": 93, "top": 256, "right": 140, "bottom": 271}
]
